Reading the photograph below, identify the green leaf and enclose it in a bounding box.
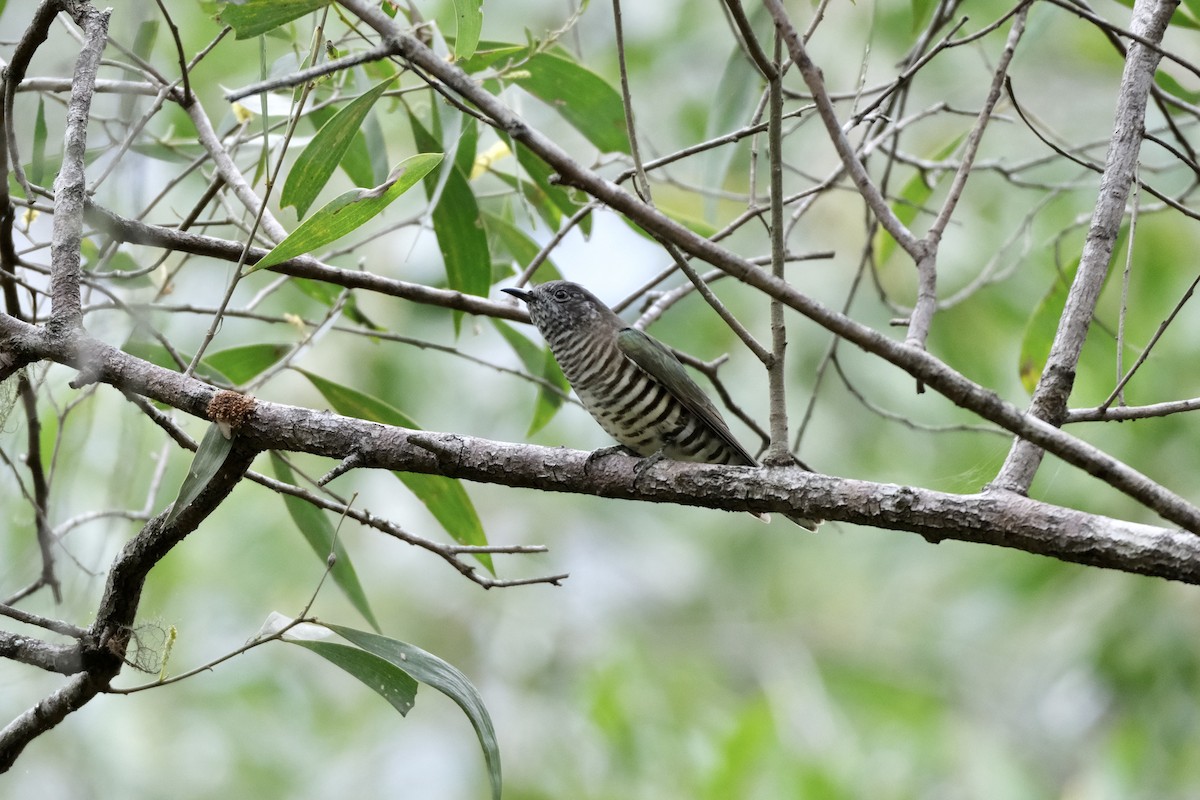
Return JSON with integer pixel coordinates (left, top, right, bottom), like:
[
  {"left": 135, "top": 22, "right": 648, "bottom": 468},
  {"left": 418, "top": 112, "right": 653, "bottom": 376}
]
[
  {"left": 204, "top": 343, "right": 292, "bottom": 385},
  {"left": 461, "top": 45, "right": 629, "bottom": 154},
  {"left": 298, "top": 370, "right": 492, "bottom": 573},
  {"left": 269, "top": 452, "right": 380, "bottom": 631},
  {"left": 29, "top": 97, "right": 47, "bottom": 187},
  {"left": 289, "top": 639, "right": 417, "bottom": 714},
  {"left": 165, "top": 422, "right": 234, "bottom": 525},
  {"left": 702, "top": 7, "right": 769, "bottom": 219},
  {"left": 218, "top": 0, "right": 332, "bottom": 40},
  {"left": 247, "top": 152, "right": 443, "bottom": 274},
  {"left": 481, "top": 211, "right": 562, "bottom": 281},
  {"left": 324, "top": 624, "right": 502, "bottom": 800},
  {"left": 451, "top": 0, "right": 483, "bottom": 61},
  {"left": 514, "top": 145, "right": 590, "bottom": 234},
  {"left": 1155, "top": 70, "right": 1200, "bottom": 103},
  {"left": 491, "top": 318, "right": 570, "bottom": 435},
  {"left": 1019, "top": 260, "right": 1078, "bottom": 393},
  {"left": 282, "top": 78, "right": 395, "bottom": 218},
  {"left": 1178, "top": 0, "right": 1200, "bottom": 29},
  {"left": 290, "top": 278, "right": 380, "bottom": 329},
  {"left": 511, "top": 51, "right": 631, "bottom": 155},
  {"left": 874, "top": 133, "right": 965, "bottom": 265},
  {"left": 131, "top": 19, "right": 159, "bottom": 60},
  {"left": 409, "top": 115, "right": 491, "bottom": 314}
]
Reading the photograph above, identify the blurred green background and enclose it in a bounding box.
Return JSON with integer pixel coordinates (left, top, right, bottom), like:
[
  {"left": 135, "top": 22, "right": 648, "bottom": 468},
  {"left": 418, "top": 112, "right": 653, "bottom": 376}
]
[{"left": 4, "top": 1, "right": 1200, "bottom": 798}]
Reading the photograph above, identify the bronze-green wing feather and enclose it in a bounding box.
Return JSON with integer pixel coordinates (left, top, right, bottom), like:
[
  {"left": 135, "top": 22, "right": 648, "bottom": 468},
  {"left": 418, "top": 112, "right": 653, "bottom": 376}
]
[{"left": 616, "top": 327, "right": 758, "bottom": 466}]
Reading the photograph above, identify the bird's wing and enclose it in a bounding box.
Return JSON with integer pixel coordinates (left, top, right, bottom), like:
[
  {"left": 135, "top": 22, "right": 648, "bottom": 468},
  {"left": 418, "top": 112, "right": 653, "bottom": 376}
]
[{"left": 616, "top": 327, "right": 758, "bottom": 465}]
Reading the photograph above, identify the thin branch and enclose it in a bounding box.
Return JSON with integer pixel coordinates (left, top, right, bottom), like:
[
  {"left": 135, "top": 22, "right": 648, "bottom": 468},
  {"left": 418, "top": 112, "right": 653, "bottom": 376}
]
[
  {"left": 907, "top": 3, "right": 1029, "bottom": 349},
  {"left": 764, "top": 31, "right": 790, "bottom": 464},
  {"left": 223, "top": 42, "right": 394, "bottom": 103},
  {"left": 762, "top": 0, "right": 924, "bottom": 260},
  {"left": 993, "top": 0, "right": 1179, "bottom": 493}
]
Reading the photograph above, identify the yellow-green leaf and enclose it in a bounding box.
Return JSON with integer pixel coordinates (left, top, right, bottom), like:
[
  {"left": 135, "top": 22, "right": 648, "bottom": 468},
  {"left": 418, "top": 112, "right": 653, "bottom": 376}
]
[
  {"left": 269, "top": 452, "right": 380, "bottom": 632},
  {"left": 247, "top": 153, "right": 443, "bottom": 274},
  {"left": 297, "top": 370, "right": 492, "bottom": 573},
  {"left": 282, "top": 78, "right": 394, "bottom": 218}
]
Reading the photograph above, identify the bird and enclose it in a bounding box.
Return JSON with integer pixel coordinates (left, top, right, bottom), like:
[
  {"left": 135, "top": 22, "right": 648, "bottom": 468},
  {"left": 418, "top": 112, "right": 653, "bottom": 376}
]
[{"left": 503, "top": 280, "right": 818, "bottom": 529}]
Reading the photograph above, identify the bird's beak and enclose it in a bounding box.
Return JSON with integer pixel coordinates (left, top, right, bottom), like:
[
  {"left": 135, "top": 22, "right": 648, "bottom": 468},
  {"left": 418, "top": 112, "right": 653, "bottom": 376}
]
[{"left": 502, "top": 287, "right": 531, "bottom": 303}]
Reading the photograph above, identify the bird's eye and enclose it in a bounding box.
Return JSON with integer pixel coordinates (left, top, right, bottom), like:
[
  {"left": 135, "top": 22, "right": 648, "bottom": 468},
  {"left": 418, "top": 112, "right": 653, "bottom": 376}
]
[{"left": 552, "top": 289, "right": 570, "bottom": 302}]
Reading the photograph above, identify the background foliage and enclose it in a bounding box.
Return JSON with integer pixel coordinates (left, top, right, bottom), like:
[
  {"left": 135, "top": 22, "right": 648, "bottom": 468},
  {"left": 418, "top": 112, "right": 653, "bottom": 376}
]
[{"left": 4, "top": 0, "right": 1200, "bottom": 797}]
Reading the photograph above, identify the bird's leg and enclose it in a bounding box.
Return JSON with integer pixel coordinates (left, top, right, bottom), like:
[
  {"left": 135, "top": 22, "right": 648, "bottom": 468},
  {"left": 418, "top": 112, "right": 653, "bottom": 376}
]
[
  {"left": 631, "top": 449, "right": 667, "bottom": 489},
  {"left": 584, "top": 443, "right": 637, "bottom": 474}
]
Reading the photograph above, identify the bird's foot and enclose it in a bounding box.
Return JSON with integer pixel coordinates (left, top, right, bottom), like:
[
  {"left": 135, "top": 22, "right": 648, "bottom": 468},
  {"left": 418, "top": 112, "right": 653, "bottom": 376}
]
[
  {"left": 584, "top": 444, "right": 637, "bottom": 474},
  {"left": 631, "top": 450, "right": 667, "bottom": 490}
]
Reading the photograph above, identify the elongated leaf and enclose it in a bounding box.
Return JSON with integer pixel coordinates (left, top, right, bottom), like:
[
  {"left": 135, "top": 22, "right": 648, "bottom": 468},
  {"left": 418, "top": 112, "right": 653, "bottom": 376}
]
[
  {"left": 289, "top": 639, "right": 417, "bottom": 714},
  {"left": 304, "top": 104, "right": 380, "bottom": 189},
  {"left": 289, "top": 277, "right": 380, "bottom": 329},
  {"left": 30, "top": 97, "right": 47, "bottom": 187},
  {"left": 1019, "top": 260, "right": 1078, "bottom": 393},
  {"left": 297, "top": 370, "right": 492, "bottom": 573},
  {"left": 515, "top": 145, "right": 591, "bottom": 234},
  {"left": 451, "top": 0, "right": 483, "bottom": 61},
  {"left": 409, "top": 115, "right": 491, "bottom": 313},
  {"left": 874, "top": 133, "right": 965, "bottom": 265},
  {"left": 283, "top": 78, "right": 395, "bottom": 218},
  {"left": 269, "top": 453, "right": 380, "bottom": 631},
  {"left": 219, "top": 0, "right": 332, "bottom": 39},
  {"left": 165, "top": 422, "right": 234, "bottom": 525},
  {"left": 491, "top": 318, "right": 569, "bottom": 436},
  {"left": 325, "top": 624, "right": 502, "bottom": 800},
  {"left": 511, "top": 51, "right": 630, "bottom": 155},
  {"left": 702, "top": 7, "right": 768, "bottom": 219},
  {"left": 481, "top": 211, "right": 561, "bottom": 280},
  {"left": 458, "top": 45, "right": 629, "bottom": 154},
  {"left": 204, "top": 343, "right": 292, "bottom": 385},
  {"left": 247, "top": 152, "right": 443, "bottom": 274}
]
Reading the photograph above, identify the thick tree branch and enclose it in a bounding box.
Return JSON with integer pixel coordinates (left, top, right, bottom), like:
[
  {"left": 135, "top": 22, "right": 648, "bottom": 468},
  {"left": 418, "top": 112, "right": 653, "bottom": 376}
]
[
  {"left": 47, "top": 2, "right": 109, "bottom": 334},
  {"left": 0, "top": 318, "right": 1196, "bottom": 582}
]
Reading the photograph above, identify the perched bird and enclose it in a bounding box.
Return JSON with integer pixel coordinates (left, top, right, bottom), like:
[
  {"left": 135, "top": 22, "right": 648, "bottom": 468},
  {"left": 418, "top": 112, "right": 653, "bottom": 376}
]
[{"left": 503, "top": 280, "right": 818, "bottom": 529}]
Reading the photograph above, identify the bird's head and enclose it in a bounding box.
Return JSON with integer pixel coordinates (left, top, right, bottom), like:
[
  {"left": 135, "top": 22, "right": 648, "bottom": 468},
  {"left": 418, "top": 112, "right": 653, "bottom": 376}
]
[{"left": 502, "top": 281, "right": 617, "bottom": 337}]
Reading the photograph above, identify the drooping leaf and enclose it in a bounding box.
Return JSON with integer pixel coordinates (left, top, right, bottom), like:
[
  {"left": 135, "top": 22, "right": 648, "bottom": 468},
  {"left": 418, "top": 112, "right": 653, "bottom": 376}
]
[
  {"left": 282, "top": 78, "right": 395, "bottom": 218},
  {"left": 288, "top": 639, "right": 417, "bottom": 714},
  {"left": 492, "top": 318, "right": 570, "bottom": 435},
  {"left": 289, "top": 278, "right": 380, "bottom": 329},
  {"left": 450, "top": 0, "right": 483, "bottom": 61},
  {"left": 409, "top": 115, "right": 491, "bottom": 319},
  {"left": 219, "top": 0, "right": 332, "bottom": 40},
  {"left": 324, "top": 623, "right": 502, "bottom": 800},
  {"left": 702, "top": 6, "right": 769, "bottom": 219},
  {"left": 165, "top": 422, "right": 234, "bottom": 525},
  {"left": 29, "top": 97, "right": 47, "bottom": 187},
  {"left": 247, "top": 152, "right": 443, "bottom": 274},
  {"left": 481, "top": 210, "right": 562, "bottom": 281},
  {"left": 297, "top": 369, "right": 492, "bottom": 573},
  {"left": 458, "top": 45, "right": 629, "bottom": 154},
  {"left": 514, "top": 144, "right": 591, "bottom": 235},
  {"left": 269, "top": 452, "right": 380, "bottom": 631},
  {"left": 1019, "top": 260, "right": 1079, "bottom": 393},
  {"left": 873, "top": 133, "right": 966, "bottom": 265}
]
